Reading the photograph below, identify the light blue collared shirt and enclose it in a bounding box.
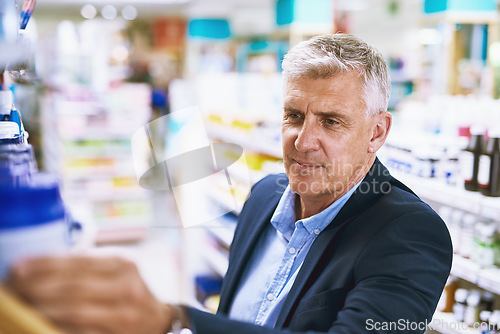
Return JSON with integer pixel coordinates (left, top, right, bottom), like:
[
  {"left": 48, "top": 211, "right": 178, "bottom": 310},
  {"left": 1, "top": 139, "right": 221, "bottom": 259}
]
[{"left": 228, "top": 180, "right": 361, "bottom": 327}]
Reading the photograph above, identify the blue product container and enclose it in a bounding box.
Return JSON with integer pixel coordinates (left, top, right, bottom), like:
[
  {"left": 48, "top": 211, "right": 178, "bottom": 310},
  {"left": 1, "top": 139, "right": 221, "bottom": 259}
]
[
  {"left": 0, "top": 141, "right": 36, "bottom": 186},
  {"left": 0, "top": 173, "right": 69, "bottom": 279}
]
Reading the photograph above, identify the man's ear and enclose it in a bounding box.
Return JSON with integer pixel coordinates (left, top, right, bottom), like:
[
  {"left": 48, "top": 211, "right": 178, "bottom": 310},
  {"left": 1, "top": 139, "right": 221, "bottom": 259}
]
[{"left": 368, "top": 111, "right": 392, "bottom": 153}]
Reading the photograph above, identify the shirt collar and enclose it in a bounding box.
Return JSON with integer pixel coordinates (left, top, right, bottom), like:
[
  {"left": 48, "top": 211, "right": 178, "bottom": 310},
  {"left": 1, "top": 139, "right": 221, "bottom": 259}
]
[{"left": 270, "top": 179, "right": 362, "bottom": 240}]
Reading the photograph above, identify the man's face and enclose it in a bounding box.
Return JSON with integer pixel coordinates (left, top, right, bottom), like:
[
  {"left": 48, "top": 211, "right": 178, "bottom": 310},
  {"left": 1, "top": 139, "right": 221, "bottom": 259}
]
[{"left": 282, "top": 73, "right": 377, "bottom": 203}]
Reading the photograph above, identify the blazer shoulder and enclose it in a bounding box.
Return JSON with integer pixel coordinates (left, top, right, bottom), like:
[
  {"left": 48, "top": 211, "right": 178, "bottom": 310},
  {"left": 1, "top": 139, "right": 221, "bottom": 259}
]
[
  {"left": 252, "top": 173, "right": 288, "bottom": 193},
  {"left": 243, "top": 173, "right": 288, "bottom": 207},
  {"left": 235, "top": 173, "right": 287, "bottom": 230}
]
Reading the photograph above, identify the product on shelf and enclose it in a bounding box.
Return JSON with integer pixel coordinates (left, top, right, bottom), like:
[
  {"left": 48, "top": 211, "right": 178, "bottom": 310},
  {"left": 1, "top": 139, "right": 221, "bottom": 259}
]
[
  {"left": 479, "top": 310, "right": 493, "bottom": 333},
  {"left": 440, "top": 146, "right": 461, "bottom": 186},
  {"left": 461, "top": 126, "right": 486, "bottom": 192},
  {"left": 464, "top": 289, "right": 481, "bottom": 326},
  {"left": 489, "top": 310, "right": 500, "bottom": 332},
  {"left": 459, "top": 213, "right": 477, "bottom": 259},
  {"left": 0, "top": 173, "right": 69, "bottom": 279},
  {"left": 438, "top": 276, "right": 459, "bottom": 313},
  {"left": 479, "top": 128, "right": 500, "bottom": 197},
  {"left": 472, "top": 220, "right": 499, "bottom": 268},
  {"left": 194, "top": 274, "right": 222, "bottom": 312},
  {"left": 0, "top": 90, "right": 13, "bottom": 120},
  {"left": 0, "top": 90, "right": 73, "bottom": 280},
  {"left": 44, "top": 84, "right": 154, "bottom": 243},
  {"left": 438, "top": 206, "right": 464, "bottom": 254},
  {"left": 454, "top": 288, "right": 469, "bottom": 323},
  {"left": 479, "top": 292, "right": 494, "bottom": 314}
]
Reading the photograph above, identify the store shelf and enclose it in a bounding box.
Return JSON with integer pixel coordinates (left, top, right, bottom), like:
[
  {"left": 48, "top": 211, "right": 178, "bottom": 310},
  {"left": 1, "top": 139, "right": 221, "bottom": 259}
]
[
  {"left": 451, "top": 256, "right": 500, "bottom": 295},
  {"left": 390, "top": 170, "right": 500, "bottom": 219},
  {"left": 204, "top": 244, "right": 229, "bottom": 277},
  {"left": 450, "top": 256, "right": 481, "bottom": 285},
  {"left": 206, "top": 123, "right": 282, "bottom": 158},
  {"left": 206, "top": 177, "right": 246, "bottom": 216},
  {"left": 429, "top": 311, "right": 481, "bottom": 334},
  {"left": 476, "top": 267, "right": 500, "bottom": 296},
  {"left": 95, "top": 225, "right": 150, "bottom": 245},
  {"left": 206, "top": 216, "right": 236, "bottom": 249},
  {"left": 64, "top": 190, "right": 150, "bottom": 202}
]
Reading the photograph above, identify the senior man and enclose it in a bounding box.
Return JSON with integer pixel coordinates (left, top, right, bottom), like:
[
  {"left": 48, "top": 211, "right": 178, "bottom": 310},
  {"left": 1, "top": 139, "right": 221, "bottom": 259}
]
[{"left": 8, "top": 34, "right": 452, "bottom": 334}]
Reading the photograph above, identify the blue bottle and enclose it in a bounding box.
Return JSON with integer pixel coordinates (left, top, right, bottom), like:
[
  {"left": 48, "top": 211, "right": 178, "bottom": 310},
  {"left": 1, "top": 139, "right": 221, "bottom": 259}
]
[{"left": 0, "top": 174, "right": 70, "bottom": 279}]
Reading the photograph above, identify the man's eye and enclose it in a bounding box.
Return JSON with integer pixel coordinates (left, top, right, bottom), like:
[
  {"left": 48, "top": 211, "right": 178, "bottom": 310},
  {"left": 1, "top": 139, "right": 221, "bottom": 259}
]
[
  {"left": 324, "top": 119, "right": 338, "bottom": 125},
  {"left": 284, "top": 113, "right": 301, "bottom": 120}
]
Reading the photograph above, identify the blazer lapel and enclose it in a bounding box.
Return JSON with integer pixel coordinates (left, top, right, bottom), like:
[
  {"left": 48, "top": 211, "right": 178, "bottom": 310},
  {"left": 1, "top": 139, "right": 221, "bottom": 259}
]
[
  {"left": 275, "top": 159, "right": 392, "bottom": 328},
  {"left": 217, "top": 176, "right": 286, "bottom": 314}
]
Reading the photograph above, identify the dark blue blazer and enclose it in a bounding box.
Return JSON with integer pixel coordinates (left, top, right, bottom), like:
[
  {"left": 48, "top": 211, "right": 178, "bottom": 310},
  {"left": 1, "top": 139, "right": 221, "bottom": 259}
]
[{"left": 186, "top": 159, "right": 453, "bottom": 333}]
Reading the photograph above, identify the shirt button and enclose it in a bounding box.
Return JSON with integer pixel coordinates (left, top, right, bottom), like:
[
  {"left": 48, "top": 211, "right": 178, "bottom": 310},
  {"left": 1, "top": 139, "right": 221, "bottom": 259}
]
[
  {"left": 267, "top": 293, "right": 275, "bottom": 301},
  {"left": 289, "top": 247, "right": 296, "bottom": 254},
  {"left": 314, "top": 229, "right": 321, "bottom": 235}
]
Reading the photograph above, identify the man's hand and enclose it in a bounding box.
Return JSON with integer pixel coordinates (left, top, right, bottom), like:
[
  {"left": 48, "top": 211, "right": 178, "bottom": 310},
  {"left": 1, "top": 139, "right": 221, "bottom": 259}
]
[{"left": 6, "top": 255, "right": 172, "bottom": 334}]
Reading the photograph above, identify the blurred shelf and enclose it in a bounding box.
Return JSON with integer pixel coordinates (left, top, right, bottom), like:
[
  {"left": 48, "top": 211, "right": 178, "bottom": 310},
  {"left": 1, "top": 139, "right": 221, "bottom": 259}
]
[
  {"left": 206, "top": 215, "right": 237, "bottom": 249},
  {"left": 206, "top": 123, "right": 282, "bottom": 158},
  {"left": 64, "top": 190, "right": 150, "bottom": 202},
  {"left": 476, "top": 267, "right": 500, "bottom": 296},
  {"left": 61, "top": 165, "right": 137, "bottom": 178},
  {"left": 450, "top": 256, "right": 481, "bottom": 285},
  {"left": 58, "top": 130, "right": 136, "bottom": 141},
  {"left": 204, "top": 244, "right": 229, "bottom": 277},
  {"left": 206, "top": 181, "right": 245, "bottom": 216},
  {"left": 94, "top": 215, "right": 153, "bottom": 227},
  {"left": 60, "top": 150, "right": 132, "bottom": 159},
  {"left": 390, "top": 170, "right": 500, "bottom": 219},
  {"left": 451, "top": 256, "right": 500, "bottom": 295},
  {"left": 95, "top": 225, "right": 150, "bottom": 245}
]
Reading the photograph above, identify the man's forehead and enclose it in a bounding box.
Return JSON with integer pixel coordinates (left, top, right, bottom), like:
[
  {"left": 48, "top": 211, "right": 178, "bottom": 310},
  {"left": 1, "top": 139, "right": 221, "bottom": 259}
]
[{"left": 284, "top": 96, "right": 354, "bottom": 110}]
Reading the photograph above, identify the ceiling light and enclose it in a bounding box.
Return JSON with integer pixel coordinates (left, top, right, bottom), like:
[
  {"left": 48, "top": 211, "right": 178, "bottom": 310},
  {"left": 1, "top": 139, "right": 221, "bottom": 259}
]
[
  {"left": 121, "top": 5, "right": 138, "bottom": 21},
  {"left": 101, "top": 5, "right": 117, "bottom": 20},
  {"left": 80, "top": 4, "right": 97, "bottom": 19}
]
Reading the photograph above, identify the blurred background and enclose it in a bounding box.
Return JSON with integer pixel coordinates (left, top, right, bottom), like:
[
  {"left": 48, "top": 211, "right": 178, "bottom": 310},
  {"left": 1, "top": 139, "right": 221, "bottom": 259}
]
[{"left": 2, "top": 1, "right": 500, "bottom": 332}]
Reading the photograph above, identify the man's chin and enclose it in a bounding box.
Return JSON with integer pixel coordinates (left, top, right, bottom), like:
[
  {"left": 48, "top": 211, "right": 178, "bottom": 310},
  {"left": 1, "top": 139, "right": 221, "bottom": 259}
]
[{"left": 288, "top": 176, "right": 330, "bottom": 197}]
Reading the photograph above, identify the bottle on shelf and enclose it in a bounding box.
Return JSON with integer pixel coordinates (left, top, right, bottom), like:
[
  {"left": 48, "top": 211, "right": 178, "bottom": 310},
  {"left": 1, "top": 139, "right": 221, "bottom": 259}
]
[
  {"left": 464, "top": 289, "right": 481, "bottom": 327},
  {"left": 1, "top": 92, "right": 36, "bottom": 186},
  {"left": 450, "top": 209, "right": 465, "bottom": 255},
  {"left": 479, "top": 292, "right": 494, "bottom": 315},
  {"left": 489, "top": 310, "right": 500, "bottom": 334},
  {"left": 479, "top": 310, "right": 492, "bottom": 334},
  {"left": 0, "top": 90, "right": 13, "bottom": 121},
  {"left": 0, "top": 173, "right": 70, "bottom": 279},
  {"left": 0, "top": 86, "right": 75, "bottom": 279},
  {"left": 479, "top": 127, "right": 500, "bottom": 197},
  {"left": 441, "top": 146, "right": 460, "bottom": 185},
  {"left": 472, "top": 220, "right": 498, "bottom": 267},
  {"left": 459, "top": 213, "right": 476, "bottom": 259},
  {"left": 461, "top": 126, "right": 486, "bottom": 192},
  {"left": 453, "top": 288, "right": 469, "bottom": 323},
  {"left": 438, "top": 276, "right": 459, "bottom": 313}
]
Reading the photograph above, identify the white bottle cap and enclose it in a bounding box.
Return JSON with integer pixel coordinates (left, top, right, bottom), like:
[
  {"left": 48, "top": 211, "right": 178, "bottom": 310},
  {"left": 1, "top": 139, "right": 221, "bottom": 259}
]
[
  {"left": 470, "top": 125, "right": 486, "bottom": 136},
  {"left": 487, "top": 127, "right": 500, "bottom": 139},
  {"left": 0, "top": 121, "right": 20, "bottom": 138},
  {"left": 0, "top": 91, "right": 13, "bottom": 111}
]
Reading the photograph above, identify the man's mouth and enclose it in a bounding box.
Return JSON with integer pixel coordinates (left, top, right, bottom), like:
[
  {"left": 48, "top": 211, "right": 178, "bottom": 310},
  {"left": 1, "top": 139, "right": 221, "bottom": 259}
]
[{"left": 293, "top": 159, "right": 323, "bottom": 168}]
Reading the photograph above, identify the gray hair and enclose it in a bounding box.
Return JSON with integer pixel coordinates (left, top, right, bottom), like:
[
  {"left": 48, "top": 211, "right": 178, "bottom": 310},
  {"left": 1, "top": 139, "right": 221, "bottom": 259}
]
[{"left": 281, "top": 34, "right": 391, "bottom": 116}]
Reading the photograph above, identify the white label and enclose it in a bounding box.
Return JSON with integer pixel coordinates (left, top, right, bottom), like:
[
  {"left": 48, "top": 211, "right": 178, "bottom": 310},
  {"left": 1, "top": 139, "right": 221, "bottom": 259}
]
[
  {"left": 459, "top": 151, "right": 474, "bottom": 181},
  {"left": 0, "top": 220, "right": 69, "bottom": 280},
  {"left": 478, "top": 155, "right": 491, "bottom": 187}
]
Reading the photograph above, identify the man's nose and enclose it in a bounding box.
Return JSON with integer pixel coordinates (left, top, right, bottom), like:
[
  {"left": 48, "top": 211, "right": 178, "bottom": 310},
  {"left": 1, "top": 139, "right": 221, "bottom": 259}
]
[{"left": 294, "top": 120, "right": 320, "bottom": 152}]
